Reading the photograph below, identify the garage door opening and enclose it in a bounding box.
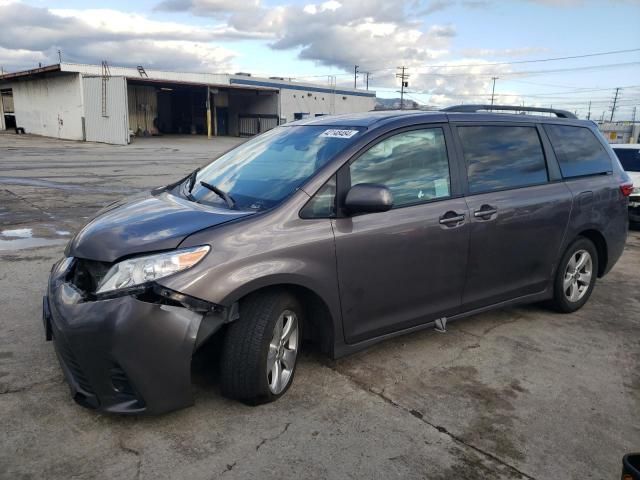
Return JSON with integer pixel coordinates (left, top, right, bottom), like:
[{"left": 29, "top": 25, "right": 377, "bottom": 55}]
[
  {"left": 126, "top": 80, "right": 279, "bottom": 139},
  {"left": 1, "top": 88, "right": 15, "bottom": 130}
]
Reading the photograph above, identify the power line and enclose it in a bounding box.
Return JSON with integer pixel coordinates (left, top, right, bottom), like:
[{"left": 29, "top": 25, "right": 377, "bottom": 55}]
[
  {"left": 291, "top": 47, "right": 640, "bottom": 80},
  {"left": 419, "top": 61, "right": 640, "bottom": 78},
  {"left": 397, "top": 48, "right": 640, "bottom": 69}
]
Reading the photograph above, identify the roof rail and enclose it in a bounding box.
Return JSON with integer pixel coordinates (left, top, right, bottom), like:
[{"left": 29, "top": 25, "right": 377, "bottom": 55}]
[{"left": 441, "top": 104, "right": 577, "bottom": 119}]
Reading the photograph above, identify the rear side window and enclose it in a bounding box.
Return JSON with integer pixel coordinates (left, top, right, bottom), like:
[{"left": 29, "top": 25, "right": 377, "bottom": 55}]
[
  {"left": 457, "top": 126, "right": 548, "bottom": 194},
  {"left": 544, "top": 125, "right": 612, "bottom": 178},
  {"left": 613, "top": 148, "right": 640, "bottom": 172}
]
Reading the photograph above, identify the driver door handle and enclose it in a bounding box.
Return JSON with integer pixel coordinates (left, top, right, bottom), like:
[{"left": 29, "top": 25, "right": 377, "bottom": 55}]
[
  {"left": 439, "top": 211, "right": 466, "bottom": 226},
  {"left": 474, "top": 205, "right": 498, "bottom": 219}
]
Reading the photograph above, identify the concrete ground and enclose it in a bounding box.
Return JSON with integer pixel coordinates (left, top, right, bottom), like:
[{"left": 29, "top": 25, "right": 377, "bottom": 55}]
[{"left": 1, "top": 133, "right": 638, "bottom": 480}]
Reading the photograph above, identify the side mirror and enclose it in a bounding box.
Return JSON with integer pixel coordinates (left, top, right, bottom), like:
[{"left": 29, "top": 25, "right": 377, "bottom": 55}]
[{"left": 344, "top": 183, "right": 393, "bottom": 215}]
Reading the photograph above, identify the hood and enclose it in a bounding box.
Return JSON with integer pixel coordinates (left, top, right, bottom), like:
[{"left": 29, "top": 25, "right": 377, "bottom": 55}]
[{"left": 67, "top": 191, "right": 252, "bottom": 262}]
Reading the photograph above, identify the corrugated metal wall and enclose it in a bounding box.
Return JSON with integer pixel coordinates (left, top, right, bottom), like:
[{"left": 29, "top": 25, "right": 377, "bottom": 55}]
[
  {"left": 10, "top": 74, "right": 84, "bottom": 140},
  {"left": 82, "top": 76, "right": 129, "bottom": 145}
]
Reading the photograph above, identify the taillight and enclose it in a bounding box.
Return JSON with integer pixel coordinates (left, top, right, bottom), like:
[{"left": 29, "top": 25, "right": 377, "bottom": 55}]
[{"left": 620, "top": 183, "right": 634, "bottom": 197}]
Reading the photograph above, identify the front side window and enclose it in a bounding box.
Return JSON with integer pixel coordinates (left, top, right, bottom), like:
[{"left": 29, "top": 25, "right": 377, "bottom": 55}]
[
  {"left": 349, "top": 128, "right": 451, "bottom": 208},
  {"left": 458, "top": 125, "right": 548, "bottom": 194},
  {"left": 544, "top": 125, "right": 612, "bottom": 178},
  {"left": 186, "top": 125, "right": 362, "bottom": 211}
]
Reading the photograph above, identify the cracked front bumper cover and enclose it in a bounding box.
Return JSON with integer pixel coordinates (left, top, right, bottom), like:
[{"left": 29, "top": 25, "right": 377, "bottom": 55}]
[{"left": 44, "top": 261, "right": 225, "bottom": 415}]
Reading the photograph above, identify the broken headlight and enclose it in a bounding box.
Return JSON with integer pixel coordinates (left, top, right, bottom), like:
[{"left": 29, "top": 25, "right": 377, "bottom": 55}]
[{"left": 96, "top": 246, "right": 210, "bottom": 294}]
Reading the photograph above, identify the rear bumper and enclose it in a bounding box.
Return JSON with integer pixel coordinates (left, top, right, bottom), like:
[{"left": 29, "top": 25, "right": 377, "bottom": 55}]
[{"left": 44, "top": 260, "right": 225, "bottom": 415}]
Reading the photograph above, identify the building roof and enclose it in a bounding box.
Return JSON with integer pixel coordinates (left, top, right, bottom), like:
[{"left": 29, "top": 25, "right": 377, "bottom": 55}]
[{"left": 1, "top": 63, "right": 375, "bottom": 97}]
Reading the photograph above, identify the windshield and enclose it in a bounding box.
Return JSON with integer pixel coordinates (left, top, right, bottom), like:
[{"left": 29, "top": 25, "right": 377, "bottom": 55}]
[
  {"left": 184, "top": 125, "right": 362, "bottom": 211},
  {"left": 613, "top": 147, "right": 640, "bottom": 172}
]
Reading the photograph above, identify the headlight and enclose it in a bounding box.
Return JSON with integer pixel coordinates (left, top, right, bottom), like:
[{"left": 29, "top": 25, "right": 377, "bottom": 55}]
[
  {"left": 633, "top": 186, "right": 640, "bottom": 194},
  {"left": 96, "top": 245, "right": 210, "bottom": 294}
]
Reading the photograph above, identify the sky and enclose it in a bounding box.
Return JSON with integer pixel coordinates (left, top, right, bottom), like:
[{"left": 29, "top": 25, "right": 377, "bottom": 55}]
[{"left": 0, "top": 0, "right": 639, "bottom": 120}]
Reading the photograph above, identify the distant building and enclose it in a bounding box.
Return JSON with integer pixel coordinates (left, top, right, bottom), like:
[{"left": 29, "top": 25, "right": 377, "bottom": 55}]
[
  {"left": 0, "top": 63, "right": 376, "bottom": 145},
  {"left": 598, "top": 122, "right": 640, "bottom": 144}
]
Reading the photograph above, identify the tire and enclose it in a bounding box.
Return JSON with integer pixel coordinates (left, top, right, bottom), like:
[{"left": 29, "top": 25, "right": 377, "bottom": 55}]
[
  {"left": 220, "top": 290, "right": 302, "bottom": 404},
  {"left": 549, "top": 237, "right": 598, "bottom": 313}
]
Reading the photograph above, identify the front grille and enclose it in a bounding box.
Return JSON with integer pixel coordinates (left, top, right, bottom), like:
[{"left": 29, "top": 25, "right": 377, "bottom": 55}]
[{"left": 68, "top": 258, "right": 111, "bottom": 294}]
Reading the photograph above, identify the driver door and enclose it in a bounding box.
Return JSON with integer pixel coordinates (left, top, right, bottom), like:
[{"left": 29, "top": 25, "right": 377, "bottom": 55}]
[{"left": 332, "top": 125, "right": 470, "bottom": 344}]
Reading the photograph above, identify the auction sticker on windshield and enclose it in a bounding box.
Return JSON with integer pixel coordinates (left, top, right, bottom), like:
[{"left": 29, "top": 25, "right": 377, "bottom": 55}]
[{"left": 320, "top": 129, "right": 360, "bottom": 139}]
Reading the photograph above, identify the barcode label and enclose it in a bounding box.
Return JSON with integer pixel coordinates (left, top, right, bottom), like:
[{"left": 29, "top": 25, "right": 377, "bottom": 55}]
[{"left": 320, "top": 129, "right": 359, "bottom": 139}]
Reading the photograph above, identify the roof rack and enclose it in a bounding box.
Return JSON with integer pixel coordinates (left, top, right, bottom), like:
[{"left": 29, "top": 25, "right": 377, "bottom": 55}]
[{"left": 441, "top": 104, "right": 577, "bottom": 119}]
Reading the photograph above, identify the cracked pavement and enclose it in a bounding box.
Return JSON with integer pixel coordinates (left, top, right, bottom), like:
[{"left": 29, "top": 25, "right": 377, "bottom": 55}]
[{"left": 1, "top": 133, "right": 639, "bottom": 479}]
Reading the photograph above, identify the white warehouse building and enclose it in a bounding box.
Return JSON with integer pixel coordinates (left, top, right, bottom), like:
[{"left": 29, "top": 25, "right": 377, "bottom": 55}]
[{"left": 0, "top": 63, "right": 376, "bottom": 145}]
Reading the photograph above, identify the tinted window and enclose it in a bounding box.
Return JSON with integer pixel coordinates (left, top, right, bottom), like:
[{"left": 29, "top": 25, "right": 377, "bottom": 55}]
[
  {"left": 544, "top": 125, "right": 612, "bottom": 178},
  {"left": 613, "top": 148, "right": 640, "bottom": 172},
  {"left": 458, "top": 126, "right": 548, "bottom": 194},
  {"left": 349, "top": 128, "right": 451, "bottom": 208}
]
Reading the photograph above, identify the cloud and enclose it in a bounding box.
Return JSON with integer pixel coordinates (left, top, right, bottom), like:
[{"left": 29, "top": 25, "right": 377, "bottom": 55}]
[
  {"left": 155, "top": 0, "right": 261, "bottom": 15},
  {"left": 0, "top": 2, "right": 245, "bottom": 72}
]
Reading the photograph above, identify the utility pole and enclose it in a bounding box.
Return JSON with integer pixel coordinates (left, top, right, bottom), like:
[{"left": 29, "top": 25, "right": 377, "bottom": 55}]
[
  {"left": 587, "top": 100, "right": 591, "bottom": 120},
  {"left": 490, "top": 76, "right": 498, "bottom": 109},
  {"left": 365, "top": 72, "right": 370, "bottom": 91},
  {"left": 354, "top": 65, "right": 359, "bottom": 89},
  {"left": 58, "top": 49, "right": 62, "bottom": 63},
  {"left": 396, "top": 66, "right": 409, "bottom": 110},
  {"left": 610, "top": 87, "right": 620, "bottom": 122},
  {"left": 632, "top": 106, "right": 637, "bottom": 124}
]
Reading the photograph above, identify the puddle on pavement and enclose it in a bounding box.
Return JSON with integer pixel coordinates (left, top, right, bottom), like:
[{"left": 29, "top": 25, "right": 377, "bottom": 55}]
[
  {"left": 0, "top": 237, "right": 67, "bottom": 251},
  {"left": 0, "top": 225, "right": 71, "bottom": 251}
]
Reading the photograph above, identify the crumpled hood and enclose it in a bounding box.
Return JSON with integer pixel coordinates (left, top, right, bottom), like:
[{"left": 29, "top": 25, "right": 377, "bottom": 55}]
[{"left": 67, "top": 191, "right": 252, "bottom": 262}]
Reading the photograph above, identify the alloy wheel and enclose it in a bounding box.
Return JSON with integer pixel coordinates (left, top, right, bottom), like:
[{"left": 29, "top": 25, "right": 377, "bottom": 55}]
[
  {"left": 267, "top": 310, "right": 299, "bottom": 395},
  {"left": 563, "top": 249, "right": 593, "bottom": 303}
]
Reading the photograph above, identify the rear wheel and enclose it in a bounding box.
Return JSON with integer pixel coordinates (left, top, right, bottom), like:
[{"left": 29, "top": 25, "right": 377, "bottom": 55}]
[
  {"left": 220, "top": 290, "right": 302, "bottom": 404},
  {"left": 549, "top": 237, "right": 598, "bottom": 313}
]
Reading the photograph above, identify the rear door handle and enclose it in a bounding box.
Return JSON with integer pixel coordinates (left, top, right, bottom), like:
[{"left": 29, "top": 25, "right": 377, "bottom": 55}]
[
  {"left": 474, "top": 205, "right": 498, "bottom": 219},
  {"left": 439, "top": 211, "right": 466, "bottom": 226}
]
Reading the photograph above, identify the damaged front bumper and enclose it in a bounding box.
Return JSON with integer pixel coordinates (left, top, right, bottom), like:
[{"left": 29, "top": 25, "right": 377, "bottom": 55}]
[{"left": 43, "top": 258, "right": 232, "bottom": 415}]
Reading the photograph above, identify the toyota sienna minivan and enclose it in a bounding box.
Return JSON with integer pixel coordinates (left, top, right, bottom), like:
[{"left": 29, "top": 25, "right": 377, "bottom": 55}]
[{"left": 43, "top": 105, "right": 632, "bottom": 414}]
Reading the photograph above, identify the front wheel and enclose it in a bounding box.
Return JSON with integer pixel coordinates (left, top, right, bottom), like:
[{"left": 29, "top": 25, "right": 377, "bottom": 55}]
[
  {"left": 549, "top": 237, "right": 598, "bottom": 313},
  {"left": 220, "top": 291, "right": 302, "bottom": 404}
]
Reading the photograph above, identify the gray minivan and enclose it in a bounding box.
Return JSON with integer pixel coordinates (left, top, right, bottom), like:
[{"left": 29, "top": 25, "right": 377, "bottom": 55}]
[{"left": 43, "top": 105, "right": 632, "bottom": 414}]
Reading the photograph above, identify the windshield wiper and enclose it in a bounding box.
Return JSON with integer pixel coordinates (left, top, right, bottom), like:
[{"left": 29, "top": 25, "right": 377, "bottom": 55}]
[
  {"left": 181, "top": 168, "right": 200, "bottom": 202},
  {"left": 199, "top": 180, "right": 236, "bottom": 209},
  {"left": 188, "top": 168, "right": 200, "bottom": 193}
]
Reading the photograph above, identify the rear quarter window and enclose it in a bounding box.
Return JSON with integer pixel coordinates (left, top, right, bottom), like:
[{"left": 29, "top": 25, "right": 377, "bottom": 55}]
[{"left": 544, "top": 125, "right": 612, "bottom": 178}]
